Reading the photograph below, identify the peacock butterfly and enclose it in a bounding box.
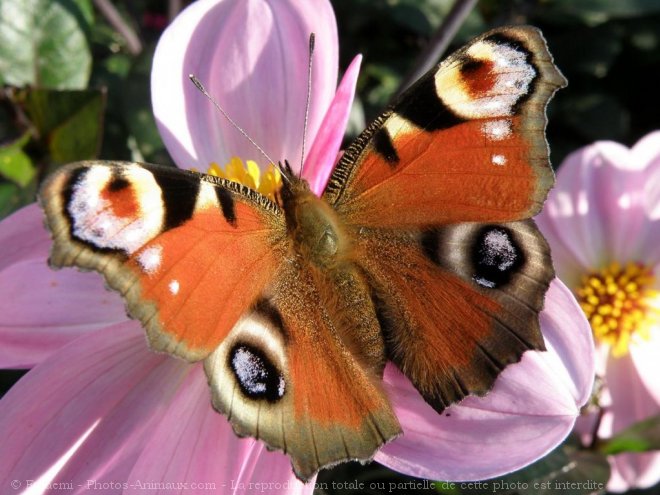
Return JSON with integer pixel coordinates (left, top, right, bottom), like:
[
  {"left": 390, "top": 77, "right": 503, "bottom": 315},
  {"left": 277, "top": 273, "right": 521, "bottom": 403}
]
[{"left": 38, "top": 26, "right": 566, "bottom": 481}]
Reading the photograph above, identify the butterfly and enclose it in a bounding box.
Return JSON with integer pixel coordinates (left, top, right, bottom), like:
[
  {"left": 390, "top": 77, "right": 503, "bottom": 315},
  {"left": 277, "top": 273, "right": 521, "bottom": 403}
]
[{"left": 39, "top": 26, "right": 566, "bottom": 481}]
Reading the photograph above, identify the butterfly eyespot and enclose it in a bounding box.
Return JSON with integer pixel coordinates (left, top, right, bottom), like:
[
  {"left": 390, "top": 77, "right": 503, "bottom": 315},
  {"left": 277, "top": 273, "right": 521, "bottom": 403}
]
[
  {"left": 458, "top": 57, "right": 496, "bottom": 94},
  {"left": 229, "top": 343, "right": 286, "bottom": 402},
  {"left": 471, "top": 226, "right": 524, "bottom": 288},
  {"left": 65, "top": 165, "right": 165, "bottom": 254}
]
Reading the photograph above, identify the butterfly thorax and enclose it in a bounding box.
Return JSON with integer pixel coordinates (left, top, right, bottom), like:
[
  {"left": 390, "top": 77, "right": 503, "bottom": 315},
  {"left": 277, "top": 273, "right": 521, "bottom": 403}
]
[{"left": 280, "top": 176, "right": 349, "bottom": 269}]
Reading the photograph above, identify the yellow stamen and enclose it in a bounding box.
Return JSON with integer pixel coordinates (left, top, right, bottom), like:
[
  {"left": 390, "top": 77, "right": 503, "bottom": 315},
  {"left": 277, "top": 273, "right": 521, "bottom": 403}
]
[
  {"left": 207, "top": 157, "right": 282, "bottom": 201},
  {"left": 576, "top": 261, "right": 659, "bottom": 357}
]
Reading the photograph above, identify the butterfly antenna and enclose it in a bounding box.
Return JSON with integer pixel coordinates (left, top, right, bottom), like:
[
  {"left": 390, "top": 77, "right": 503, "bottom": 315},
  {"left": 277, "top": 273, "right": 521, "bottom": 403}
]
[
  {"left": 188, "top": 74, "right": 290, "bottom": 183},
  {"left": 299, "top": 33, "right": 315, "bottom": 177}
]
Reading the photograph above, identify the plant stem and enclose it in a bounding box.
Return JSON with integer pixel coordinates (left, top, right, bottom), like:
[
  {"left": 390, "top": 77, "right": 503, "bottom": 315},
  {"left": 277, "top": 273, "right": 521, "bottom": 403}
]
[
  {"left": 93, "top": 0, "right": 143, "bottom": 55},
  {"left": 394, "top": 0, "right": 478, "bottom": 98},
  {"left": 168, "top": 0, "right": 183, "bottom": 22}
]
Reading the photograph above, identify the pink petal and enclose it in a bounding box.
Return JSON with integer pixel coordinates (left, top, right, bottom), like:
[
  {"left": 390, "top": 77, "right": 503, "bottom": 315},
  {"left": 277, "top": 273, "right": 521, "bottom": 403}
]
[
  {"left": 0, "top": 204, "right": 126, "bottom": 368},
  {"left": 629, "top": 130, "right": 660, "bottom": 172},
  {"left": 126, "top": 366, "right": 312, "bottom": 494},
  {"left": 535, "top": 210, "right": 586, "bottom": 289},
  {"left": 606, "top": 138, "right": 660, "bottom": 265},
  {"left": 629, "top": 327, "right": 660, "bottom": 406},
  {"left": 643, "top": 156, "right": 660, "bottom": 223},
  {"left": 538, "top": 133, "right": 660, "bottom": 276},
  {"left": 0, "top": 323, "right": 189, "bottom": 494},
  {"left": 303, "top": 55, "right": 361, "bottom": 196},
  {"left": 537, "top": 143, "right": 628, "bottom": 276},
  {"left": 152, "top": 0, "right": 338, "bottom": 171},
  {"left": 600, "top": 353, "right": 660, "bottom": 492},
  {"left": 375, "top": 279, "right": 595, "bottom": 481},
  {"left": 0, "top": 204, "right": 49, "bottom": 271},
  {"left": 632, "top": 135, "right": 660, "bottom": 265}
]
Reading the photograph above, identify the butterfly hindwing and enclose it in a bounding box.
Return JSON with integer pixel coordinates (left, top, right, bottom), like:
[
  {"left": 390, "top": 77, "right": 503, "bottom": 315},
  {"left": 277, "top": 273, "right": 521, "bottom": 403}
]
[
  {"left": 324, "top": 26, "right": 566, "bottom": 228},
  {"left": 354, "top": 220, "right": 553, "bottom": 411},
  {"left": 40, "top": 161, "right": 284, "bottom": 361},
  {"left": 204, "top": 259, "right": 400, "bottom": 481}
]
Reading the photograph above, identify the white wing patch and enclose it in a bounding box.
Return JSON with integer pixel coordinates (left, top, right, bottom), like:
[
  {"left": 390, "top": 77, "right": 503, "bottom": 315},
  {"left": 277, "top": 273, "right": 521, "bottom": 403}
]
[
  {"left": 435, "top": 38, "right": 536, "bottom": 120},
  {"left": 195, "top": 181, "right": 220, "bottom": 210},
  {"left": 67, "top": 165, "right": 164, "bottom": 254},
  {"left": 492, "top": 154, "right": 507, "bottom": 166},
  {"left": 481, "top": 119, "right": 512, "bottom": 141},
  {"left": 137, "top": 245, "right": 163, "bottom": 274},
  {"left": 168, "top": 279, "right": 180, "bottom": 295}
]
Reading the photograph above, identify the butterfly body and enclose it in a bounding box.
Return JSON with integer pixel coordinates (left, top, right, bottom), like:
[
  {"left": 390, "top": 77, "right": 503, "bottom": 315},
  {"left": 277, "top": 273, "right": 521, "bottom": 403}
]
[
  {"left": 39, "top": 26, "right": 566, "bottom": 481},
  {"left": 281, "top": 173, "right": 350, "bottom": 269}
]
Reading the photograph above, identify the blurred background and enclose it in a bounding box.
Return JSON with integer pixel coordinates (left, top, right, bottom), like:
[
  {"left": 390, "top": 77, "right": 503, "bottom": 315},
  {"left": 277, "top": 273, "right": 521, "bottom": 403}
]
[{"left": 1, "top": 0, "right": 659, "bottom": 493}]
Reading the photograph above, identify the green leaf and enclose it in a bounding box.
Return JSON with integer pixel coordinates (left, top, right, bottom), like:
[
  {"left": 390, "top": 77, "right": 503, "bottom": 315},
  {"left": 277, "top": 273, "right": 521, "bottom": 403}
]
[
  {"left": 71, "top": 0, "right": 93, "bottom": 26},
  {"left": 122, "top": 48, "right": 166, "bottom": 163},
  {"left": 600, "top": 414, "right": 660, "bottom": 455},
  {"left": 24, "top": 88, "right": 106, "bottom": 163},
  {"left": 0, "top": 0, "right": 92, "bottom": 89},
  {"left": 0, "top": 180, "right": 36, "bottom": 218},
  {"left": 0, "top": 146, "right": 35, "bottom": 186},
  {"left": 2, "top": 130, "right": 32, "bottom": 151}
]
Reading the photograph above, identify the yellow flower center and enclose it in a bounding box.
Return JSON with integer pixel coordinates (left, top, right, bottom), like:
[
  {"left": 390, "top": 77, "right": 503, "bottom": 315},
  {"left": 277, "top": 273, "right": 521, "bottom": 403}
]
[
  {"left": 576, "top": 261, "right": 659, "bottom": 357},
  {"left": 207, "top": 157, "right": 282, "bottom": 201}
]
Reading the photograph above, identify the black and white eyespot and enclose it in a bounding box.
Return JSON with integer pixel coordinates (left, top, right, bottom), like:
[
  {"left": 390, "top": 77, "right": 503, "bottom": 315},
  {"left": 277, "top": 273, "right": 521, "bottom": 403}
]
[
  {"left": 421, "top": 223, "right": 532, "bottom": 290},
  {"left": 434, "top": 36, "right": 537, "bottom": 121},
  {"left": 66, "top": 165, "right": 164, "bottom": 254},
  {"left": 204, "top": 300, "right": 289, "bottom": 425},
  {"left": 229, "top": 343, "right": 285, "bottom": 402},
  {"left": 471, "top": 227, "right": 523, "bottom": 288}
]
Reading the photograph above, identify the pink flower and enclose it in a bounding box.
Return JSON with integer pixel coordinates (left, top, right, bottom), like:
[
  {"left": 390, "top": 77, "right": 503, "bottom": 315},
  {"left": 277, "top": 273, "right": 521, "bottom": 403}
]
[
  {"left": 0, "top": 0, "right": 594, "bottom": 490},
  {"left": 536, "top": 132, "right": 660, "bottom": 492}
]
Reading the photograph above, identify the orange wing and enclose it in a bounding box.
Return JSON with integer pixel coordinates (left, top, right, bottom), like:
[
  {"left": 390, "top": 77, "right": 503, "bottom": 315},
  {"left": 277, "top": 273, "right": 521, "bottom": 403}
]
[
  {"left": 323, "top": 27, "right": 563, "bottom": 412},
  {"left": 354, "top": 221, "right": 553, "bottom": 410},
  {"left": 324, "top": 26, "right": 566, "bottom": 228},
  {"left": 204, "top": 261, "right": 400, "bottom": 481},
  {"left": 40, "top": 161, "right": 284, "bottom": 361},
  {"left": 41, "top": 161, "right": 401, "bottom": 480}
]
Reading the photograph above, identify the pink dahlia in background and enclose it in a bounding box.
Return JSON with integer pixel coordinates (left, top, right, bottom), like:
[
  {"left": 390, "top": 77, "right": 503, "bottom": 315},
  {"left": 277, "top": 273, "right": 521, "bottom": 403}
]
[
  {"left": 0, "top": 0, "right": 594, "bottom": 491},
  {"left": 536, "top": 132, "right": 660, "bottom": 492}
]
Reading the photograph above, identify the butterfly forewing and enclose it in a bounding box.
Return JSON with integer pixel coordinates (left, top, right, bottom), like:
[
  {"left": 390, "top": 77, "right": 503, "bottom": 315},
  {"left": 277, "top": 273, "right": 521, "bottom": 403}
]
[
  {"left": 40, "top": 161, "right": 284, "bottom": 361},
  {"left": 324, "top": 26, "right": 566, "bottom": 227}
]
